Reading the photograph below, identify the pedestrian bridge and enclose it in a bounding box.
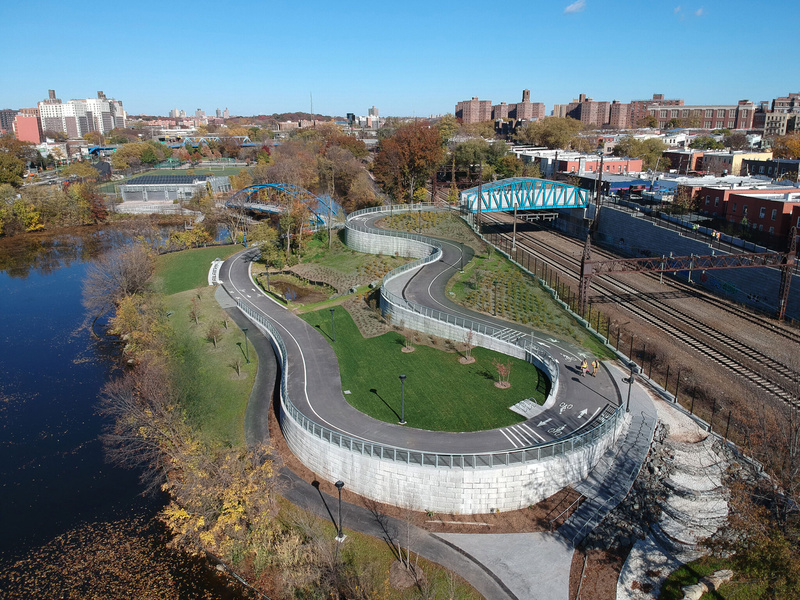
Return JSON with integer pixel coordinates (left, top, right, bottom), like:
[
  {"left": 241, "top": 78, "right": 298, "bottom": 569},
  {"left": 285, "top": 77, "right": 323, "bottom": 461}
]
[
  {"left": 227, "top": 183, "right": 343, "bottom": 227},
  {"left": 460, "top": 177, "right": 589, "bottom": 213}
]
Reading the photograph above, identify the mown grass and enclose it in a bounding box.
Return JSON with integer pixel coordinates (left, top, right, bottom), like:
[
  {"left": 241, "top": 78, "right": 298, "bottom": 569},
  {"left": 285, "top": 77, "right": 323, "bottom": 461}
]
[
  {"left": 301, "top": 306, "right": 548, "bottom": 432},
  {"left": 279, "top": 501, "right": 482, "bottom": 599},
  {"left": 155, "top": 245, "right": 239, "bottom": 295},
  {"left": 165, "top": 287, "right": 255, "bottom": 445}
]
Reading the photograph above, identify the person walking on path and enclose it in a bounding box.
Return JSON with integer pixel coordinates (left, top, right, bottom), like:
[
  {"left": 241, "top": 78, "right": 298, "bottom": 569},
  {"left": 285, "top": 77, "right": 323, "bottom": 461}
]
[
  {"left": 591, "top": 359, "right": 599, "bottom": 377},
  {"left": 580, "top": 359, "right": 588, "bottom": 377}
]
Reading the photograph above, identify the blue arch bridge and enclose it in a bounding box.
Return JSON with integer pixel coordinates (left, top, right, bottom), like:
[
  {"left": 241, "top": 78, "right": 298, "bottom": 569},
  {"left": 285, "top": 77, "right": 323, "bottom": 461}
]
[
  {"left": 460, "top": 177, "right": 589, "bottom": 213},
  {"left": 227, "top": 183, "right": 344, "bottom": 228}
]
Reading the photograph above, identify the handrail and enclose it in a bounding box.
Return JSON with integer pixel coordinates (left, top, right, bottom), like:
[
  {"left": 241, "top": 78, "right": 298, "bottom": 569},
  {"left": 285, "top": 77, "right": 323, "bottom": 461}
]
[{"left": 233, "top": 203, "right": 625, "bottom": 469}]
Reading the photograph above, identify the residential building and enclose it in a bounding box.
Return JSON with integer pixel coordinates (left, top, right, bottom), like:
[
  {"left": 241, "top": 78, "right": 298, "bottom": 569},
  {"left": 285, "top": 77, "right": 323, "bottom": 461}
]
[
  {"left": 564, "top": 94, "right": 611, "bottom": 128},
  {"left": 694, "top": 183, "right": 800, "bottom": 238},
  {"left": 492, "top": 102, "right": 510, "bottom": 120},
  {"left": 37, "top": 90, "right": 125, "bottom": 139},
  {"left": 740, "top": 157, "right": 800, "bottom": 179},
  {"left": 648, "top": 100, "right": 755, "bottom": 130},
  {"left": 629, "top": 93, "right": 683, "bottom": 127},
  {"left": 368, "top": 106, "right": 379, "bottom": 117},
  {"left": 512, "top": 89, "right": 546, "bottom": 122},
  {"left": 701, "top": 151, "right": 773, "bottom": 176},
  {"left": 0, "top": 109, "right": 18, "bottom": 133},
  {"left": 455, "top": 97, "right": 492, "bottom": 123},
  {"left": 664, "top": 149, "right": 704, "bottom": 174},
  {"left": 13, "top": 110, "right": 43, "bottom": 144},
  {"left": 764, "top": 112, "right": 799, "bottom": 137},
  {"left": 510, "top": 148, "right": 642, "bottom": 176},
  {"left": 608, "top": 101, "right": 629, "bottom": 129}
]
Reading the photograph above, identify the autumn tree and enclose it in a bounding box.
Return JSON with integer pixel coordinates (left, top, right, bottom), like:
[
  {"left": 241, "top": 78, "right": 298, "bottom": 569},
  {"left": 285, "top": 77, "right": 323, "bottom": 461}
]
[
  {"left": 690, "top": 135, "right": 724, "bottom": 150},
  {"left": 613, "top": 136, "right": 668, "bottom": 170},
  {"left": 492, "top": 358, "right": 513, "bottom": 388},
  {"left": 373, "top": 121, "right": 445, "bottom": 202},
  {"left": 61, "top": 161, "right": 100, "bottom": 180},
  {"left": 773, "top": 133, "right": 800, "bottom": 159},
  {"left": 0, "top": 152, "right": 26, "bottom": 186},
  {"left": 513, "top": 117, "right": 584, "bottom": 149}
]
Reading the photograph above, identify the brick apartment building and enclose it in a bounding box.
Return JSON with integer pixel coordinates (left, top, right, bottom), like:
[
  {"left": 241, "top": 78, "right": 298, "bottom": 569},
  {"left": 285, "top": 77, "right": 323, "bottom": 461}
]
[
  {"left": 648, "top": 100, "right": 756, "bottom": 130},
  {"left": 700, "top": 151, "right": 773, "bottom": 176},
  {"left": 13, "top": 109, "right": 43, "bottom": 144},
  {"left": 455, "top": 97, "right": 492, "bottom": 124},
  {"left": 664, "top": 149, "right": 704, "bottom": 174},
  {"left": 564, "top": 93, "right": 611, "bottom": 128},
  {"left": 630, "top": 94, "right": 683, "bottom": 127}
]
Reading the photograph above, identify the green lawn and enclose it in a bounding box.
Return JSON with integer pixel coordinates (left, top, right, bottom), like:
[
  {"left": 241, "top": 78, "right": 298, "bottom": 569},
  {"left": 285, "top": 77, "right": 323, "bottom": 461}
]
[
  {"left": 301, "top": 307, "right": 548, "bottom": 432},
  {"left": 165, "top": 287, "right": 256, "bottom": 445},
  {"left": 155, "top": 245, "right": 240, "bottom": 295}
]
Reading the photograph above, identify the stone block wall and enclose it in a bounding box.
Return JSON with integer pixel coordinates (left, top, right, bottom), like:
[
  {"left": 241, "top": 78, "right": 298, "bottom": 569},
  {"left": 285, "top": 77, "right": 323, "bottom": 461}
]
[{"left": 282, "top": 403, "right": 628, "bottom": 513}]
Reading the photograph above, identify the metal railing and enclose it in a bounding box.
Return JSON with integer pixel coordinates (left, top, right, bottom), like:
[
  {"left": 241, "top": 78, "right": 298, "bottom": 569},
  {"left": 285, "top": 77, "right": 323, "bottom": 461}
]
[{"left": 231, "top": 204, "right": 625, "bottom": 469}]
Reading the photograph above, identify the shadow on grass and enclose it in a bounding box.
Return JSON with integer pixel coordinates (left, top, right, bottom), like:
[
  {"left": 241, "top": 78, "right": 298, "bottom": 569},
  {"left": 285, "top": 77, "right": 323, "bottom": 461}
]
[
  {"left": 311, "top": 480, "right": 338, "bottom": 530},
  {"left": 370, "top": 388, "right": 400, "bottom": 421},
  {"left": 314, "top": 323, "right": 333, "bottom": 342}
]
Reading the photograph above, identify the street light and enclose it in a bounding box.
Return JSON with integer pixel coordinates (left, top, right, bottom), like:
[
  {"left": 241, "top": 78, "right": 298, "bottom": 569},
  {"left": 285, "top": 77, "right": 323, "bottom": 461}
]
[
  {"left": 335, "top": 480, "right": 346, "bottom": 542},
  {"left": 330, "top": 307, "right": 336, "bottom": 342},
  {"left": 399, "top": 374, "right": 407, "bottom": 425},
  {"left": 242, "top": 327, "right": 250, "bottom": 363},
  {"left": 625, "top": 361, "right": 640, "bottom": 413}
]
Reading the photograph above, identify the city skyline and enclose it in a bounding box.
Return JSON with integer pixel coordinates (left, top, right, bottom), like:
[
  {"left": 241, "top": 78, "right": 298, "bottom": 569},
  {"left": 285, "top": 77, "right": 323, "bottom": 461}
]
[{"left": 1, "top": 0, "right": 798, "bottom": 118}]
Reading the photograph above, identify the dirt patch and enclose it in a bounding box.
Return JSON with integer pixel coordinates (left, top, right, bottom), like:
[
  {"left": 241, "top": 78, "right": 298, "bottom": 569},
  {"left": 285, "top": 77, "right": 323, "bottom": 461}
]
[
  {"left": 569, "top": 547, "right": 628, "bottom": 600},
  {"left": 389, "top": 561, "right": 425, "bottom": 590},
  {"left": 268, "top": 408, "right": 583, "bottom": 534},
  {"left": 494, "top": 381, "right": 511, "bottom": 389},
  {"left": 459, "top": 356, "right": 476, "bottom": 365}
]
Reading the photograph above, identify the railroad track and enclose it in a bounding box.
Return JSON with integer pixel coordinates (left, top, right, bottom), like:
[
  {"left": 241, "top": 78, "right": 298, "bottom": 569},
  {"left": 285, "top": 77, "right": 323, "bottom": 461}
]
[{"left": 479, "top": 213, "right": 800, "bottom": 405}]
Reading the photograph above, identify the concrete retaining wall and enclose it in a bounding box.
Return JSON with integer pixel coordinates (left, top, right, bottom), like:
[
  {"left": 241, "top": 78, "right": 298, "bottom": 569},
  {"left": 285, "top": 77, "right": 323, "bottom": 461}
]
[
  {"left": 283, "top": 404, "right": 628, "bottom": 513},
  {"left": 595, "top": 206, "right": 800, "bottom": 320}
]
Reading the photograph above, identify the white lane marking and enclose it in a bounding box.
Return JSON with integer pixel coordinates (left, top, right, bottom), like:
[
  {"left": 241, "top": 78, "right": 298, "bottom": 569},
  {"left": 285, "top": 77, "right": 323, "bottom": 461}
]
[
  {"left": 499, "top": 428, "right": 518, "bottom": 447},
  {"left": 519, "top": 422, "right": 545, "bottom": 443},
  {"left": 503, "top": 427, "right": 525, "bottom": 448},
  {"left": 572, "top": 407, "right": 602, "bottom": 433}
]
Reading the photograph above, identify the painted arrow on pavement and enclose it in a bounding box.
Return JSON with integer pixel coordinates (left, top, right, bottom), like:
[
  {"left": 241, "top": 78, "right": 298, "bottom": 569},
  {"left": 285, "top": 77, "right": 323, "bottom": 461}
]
[
  {"left": 577, "top": 408, "right": 588, "bottom": 418},
  {"left": 537, "top": 418, "right": 552, "bottom": 427}
]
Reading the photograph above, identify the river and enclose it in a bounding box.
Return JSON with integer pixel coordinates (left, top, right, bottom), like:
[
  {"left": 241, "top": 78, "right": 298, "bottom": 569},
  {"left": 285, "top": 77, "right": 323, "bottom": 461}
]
[{"left": 0, "top": 225, "right": 246, "bottom": 598}]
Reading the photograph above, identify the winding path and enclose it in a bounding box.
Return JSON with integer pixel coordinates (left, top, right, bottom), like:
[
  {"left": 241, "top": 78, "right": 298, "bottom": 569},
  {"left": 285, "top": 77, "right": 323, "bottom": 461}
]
[{"left": 218, "top": 209, "right": 619, "bottom": 455}]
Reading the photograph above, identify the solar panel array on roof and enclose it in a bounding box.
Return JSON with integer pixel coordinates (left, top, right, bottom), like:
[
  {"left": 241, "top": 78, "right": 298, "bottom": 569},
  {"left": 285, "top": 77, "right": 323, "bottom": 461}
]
[{"left": 125, "top": 175, "right": 210, "bottom": 185}]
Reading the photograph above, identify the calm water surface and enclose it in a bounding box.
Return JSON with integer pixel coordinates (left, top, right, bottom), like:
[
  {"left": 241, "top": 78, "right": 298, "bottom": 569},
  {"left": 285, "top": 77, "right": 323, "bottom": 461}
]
[{"left": 0, "top": 227, "right": 243, "bottom": 597}]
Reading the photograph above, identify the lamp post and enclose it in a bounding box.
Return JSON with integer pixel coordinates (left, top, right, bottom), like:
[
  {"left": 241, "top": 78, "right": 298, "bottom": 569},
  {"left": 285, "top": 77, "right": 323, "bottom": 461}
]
[
  {"left": 242, "top": 327, "right": 250, "bottom": 363},
  {"left": 626, "top": 361, "right": 640, "bottom": 413},
  {"left": 399, "top": 374, "right": 407, "bottom": 425},
  {"left": 330, "top": 307, "right": 335, "bottom": 342},
  {"left": 335, "top": 480, "right": 345, "bottom": 542}
]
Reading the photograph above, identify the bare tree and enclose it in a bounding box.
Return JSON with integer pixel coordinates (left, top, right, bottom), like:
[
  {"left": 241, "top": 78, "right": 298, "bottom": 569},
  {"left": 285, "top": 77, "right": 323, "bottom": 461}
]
[
  {"left": 206, "top": 323, "right": 222, "bottom": 349},
  {"left": 83, "top": 243, "right": 155, "bottom": 332}
]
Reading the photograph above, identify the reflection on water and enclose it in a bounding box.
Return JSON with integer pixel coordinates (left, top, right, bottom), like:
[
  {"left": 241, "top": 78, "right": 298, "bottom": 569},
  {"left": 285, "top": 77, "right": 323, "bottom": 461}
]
[{"left": 0, "top": 225, "right": 245, "bottom": 597}]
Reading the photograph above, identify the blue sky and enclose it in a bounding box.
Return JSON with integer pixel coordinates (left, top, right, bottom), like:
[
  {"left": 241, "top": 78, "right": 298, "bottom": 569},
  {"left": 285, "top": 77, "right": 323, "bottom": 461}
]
[{"left": 2, "top": 0, "right": 797, "bottom": 118}]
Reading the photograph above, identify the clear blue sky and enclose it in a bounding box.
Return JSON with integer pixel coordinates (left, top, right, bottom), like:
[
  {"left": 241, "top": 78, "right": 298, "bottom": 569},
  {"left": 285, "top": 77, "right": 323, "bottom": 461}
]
[{"left": 2, "top": 0, "right": 797, "bottom": 118}]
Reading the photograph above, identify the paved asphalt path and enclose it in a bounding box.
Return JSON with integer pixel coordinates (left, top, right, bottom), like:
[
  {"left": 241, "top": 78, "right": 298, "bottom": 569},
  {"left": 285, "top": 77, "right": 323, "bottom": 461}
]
[{"left": 356, "top": 212, "right": 620, "bottom": 447}]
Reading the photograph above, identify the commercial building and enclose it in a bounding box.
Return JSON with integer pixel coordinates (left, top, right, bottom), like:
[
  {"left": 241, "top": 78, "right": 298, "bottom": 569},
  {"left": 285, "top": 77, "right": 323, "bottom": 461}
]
[{"left": 119, "top": 174, "right": 232, "bottom": 202}]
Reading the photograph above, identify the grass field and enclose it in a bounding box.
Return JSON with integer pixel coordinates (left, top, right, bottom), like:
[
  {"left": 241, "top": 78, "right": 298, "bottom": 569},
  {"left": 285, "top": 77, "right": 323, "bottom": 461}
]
[
  {"left": 155, "top": 245, "right": 240, "bottom": 295},
  {"left": 279, "top": 500, "right": 482, "bottom": 599},
  {"left": 301, "top": 306, "right": 548, "bottom": 432},
  {"left": 165, "top": 287, "right": 255, "bottom": 445}
]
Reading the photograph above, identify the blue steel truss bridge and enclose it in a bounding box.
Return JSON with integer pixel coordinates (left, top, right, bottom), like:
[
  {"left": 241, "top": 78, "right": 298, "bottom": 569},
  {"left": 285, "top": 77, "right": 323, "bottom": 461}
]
[
  {"left": 460, "top": 177, "right": 589, "bottom": 215},
  {"left": 227, "top": 183, "right": 344, "bottom": 228}
]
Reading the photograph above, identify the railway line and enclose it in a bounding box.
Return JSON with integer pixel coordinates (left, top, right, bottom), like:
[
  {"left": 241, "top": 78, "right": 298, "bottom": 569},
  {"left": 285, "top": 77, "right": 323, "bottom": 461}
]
[{"left": 478, "top": 212, "right": 800, "bottom": 406}]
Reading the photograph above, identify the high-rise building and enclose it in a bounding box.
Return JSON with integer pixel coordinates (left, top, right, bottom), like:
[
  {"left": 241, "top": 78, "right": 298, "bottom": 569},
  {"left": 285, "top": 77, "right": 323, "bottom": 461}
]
[
  {"left": 223, "top": 107, "right": 230, "bottom": 119},
  {"left": 37, "top": 90, "right": 125, "bottom": 139},
  {"left": 195, "top": 108, "right": 205, "bottom": 118},
  {"left": 511, "top": 89, "right": 545, "bottom": 122},
  {"left": 608, "top": 101, "right": 630, "bottom": 129},
  {"left": 215, "top": 108, "right": 222, "bottom": 118},
  {"left": 455, "top": 97, "right": 492, "bottom": 124},
  {"left": 368, "top": 105, "right": 378, "bottom": 117},
  {"left": 0, "top": 109, "right": 18, "bottom": 133},
  {"left": 648, "top": 100, "right": 755, "bottom": 130},
  {"left": 564, "top": 94, "right": 611, "bottom": 127}
]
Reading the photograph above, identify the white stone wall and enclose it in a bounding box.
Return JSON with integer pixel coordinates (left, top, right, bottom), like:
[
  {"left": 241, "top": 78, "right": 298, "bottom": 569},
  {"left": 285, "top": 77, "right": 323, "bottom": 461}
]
[{"left": 282, "top": 402, "right": 628, "bottom": 513}]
